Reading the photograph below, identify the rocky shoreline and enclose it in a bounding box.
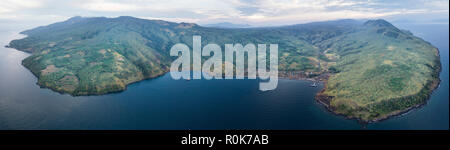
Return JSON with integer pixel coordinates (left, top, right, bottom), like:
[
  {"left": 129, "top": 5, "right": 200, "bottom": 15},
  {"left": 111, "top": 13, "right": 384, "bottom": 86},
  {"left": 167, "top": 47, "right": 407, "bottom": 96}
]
[
  {"left": 314, "top": 53, "right": 442, "bottom": 124},
  {"left": 315, "top": 78, "right": 441, "bottom": 124},
  {"left": 13, "top": 43, "right": 444, "bottom": 123}
]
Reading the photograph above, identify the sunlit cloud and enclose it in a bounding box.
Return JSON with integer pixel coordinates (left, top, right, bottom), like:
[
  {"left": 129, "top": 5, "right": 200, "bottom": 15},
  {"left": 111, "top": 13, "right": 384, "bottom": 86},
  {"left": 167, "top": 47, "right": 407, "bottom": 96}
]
[{"left": 0, "top": 0, "right": 448, "bottom": 27}]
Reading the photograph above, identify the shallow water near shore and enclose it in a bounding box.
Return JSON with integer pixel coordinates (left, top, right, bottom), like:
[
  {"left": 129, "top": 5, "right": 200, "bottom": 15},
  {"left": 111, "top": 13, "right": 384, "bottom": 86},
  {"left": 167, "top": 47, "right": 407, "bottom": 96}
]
[{"left": 0, "top": 23, "right": 448, "bottom": 129}]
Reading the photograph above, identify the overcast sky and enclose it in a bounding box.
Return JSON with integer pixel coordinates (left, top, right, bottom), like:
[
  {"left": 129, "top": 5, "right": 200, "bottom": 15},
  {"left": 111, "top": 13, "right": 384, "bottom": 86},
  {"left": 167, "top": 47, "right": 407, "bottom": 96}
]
[{"left": 0, "top": 0, "right": 448, "bottom": 28}]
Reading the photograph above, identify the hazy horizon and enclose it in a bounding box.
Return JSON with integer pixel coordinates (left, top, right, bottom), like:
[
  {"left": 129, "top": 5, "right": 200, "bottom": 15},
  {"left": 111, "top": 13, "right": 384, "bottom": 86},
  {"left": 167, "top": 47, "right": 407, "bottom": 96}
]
[{"left": 0, "top": 0, "right": 448, "bottom": 30}]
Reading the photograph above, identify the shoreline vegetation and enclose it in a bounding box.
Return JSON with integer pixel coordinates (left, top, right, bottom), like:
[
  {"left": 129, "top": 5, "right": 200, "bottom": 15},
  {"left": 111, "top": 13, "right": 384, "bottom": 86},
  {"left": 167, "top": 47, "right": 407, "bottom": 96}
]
[
  {"left": 315, "top": 58, "right": 441, "bottom": 123},
  {"left": 6, "top": 16, "right": 441, "bottom": 123}
]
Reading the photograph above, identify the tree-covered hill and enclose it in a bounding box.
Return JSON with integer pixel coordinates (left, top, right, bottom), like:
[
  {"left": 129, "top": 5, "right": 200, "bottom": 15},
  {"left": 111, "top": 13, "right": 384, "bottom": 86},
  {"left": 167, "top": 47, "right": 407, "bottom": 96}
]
[{"left": 7, "top": 16, "right": 440, "bottom": 122}]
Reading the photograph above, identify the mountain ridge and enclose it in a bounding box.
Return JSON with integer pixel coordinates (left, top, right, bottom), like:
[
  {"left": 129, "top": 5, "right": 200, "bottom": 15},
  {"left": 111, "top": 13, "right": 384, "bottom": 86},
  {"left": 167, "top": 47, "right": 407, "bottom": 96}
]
[{"left": 7, "top": 16, "right": 441, "bottom": 122}]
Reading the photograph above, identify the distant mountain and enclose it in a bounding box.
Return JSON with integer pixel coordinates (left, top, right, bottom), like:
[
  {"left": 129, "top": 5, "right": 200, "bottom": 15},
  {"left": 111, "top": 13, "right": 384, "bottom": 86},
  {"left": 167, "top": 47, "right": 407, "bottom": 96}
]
[
  {"left": 203, "top": 22, "right": 252, "bottom": 28},
  {"left": 7, "top": 16, "right": 440, "bottom": 122}
]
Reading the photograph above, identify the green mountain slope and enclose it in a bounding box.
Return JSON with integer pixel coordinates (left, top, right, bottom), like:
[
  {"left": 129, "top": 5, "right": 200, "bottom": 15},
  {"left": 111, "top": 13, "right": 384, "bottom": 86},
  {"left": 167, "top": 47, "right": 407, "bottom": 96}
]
[
  {"left": 7, "top": 16, "right": 440, "bottom": 122},
  {"left": 315, "top": 20, "right": 441, "bottom": 122}
]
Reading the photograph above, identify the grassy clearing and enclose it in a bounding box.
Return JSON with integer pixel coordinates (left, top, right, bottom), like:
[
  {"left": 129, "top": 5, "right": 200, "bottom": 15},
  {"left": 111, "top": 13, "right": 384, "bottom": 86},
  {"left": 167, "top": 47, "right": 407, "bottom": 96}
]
[{"left": 9, "top": 17, "right": 440, "bottom": 121}]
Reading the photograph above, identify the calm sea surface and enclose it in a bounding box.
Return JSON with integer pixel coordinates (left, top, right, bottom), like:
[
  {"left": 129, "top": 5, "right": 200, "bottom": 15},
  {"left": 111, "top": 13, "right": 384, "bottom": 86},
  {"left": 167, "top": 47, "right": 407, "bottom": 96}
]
[{"left": 0, "top": 23, "right": 448, "bottom": 129}]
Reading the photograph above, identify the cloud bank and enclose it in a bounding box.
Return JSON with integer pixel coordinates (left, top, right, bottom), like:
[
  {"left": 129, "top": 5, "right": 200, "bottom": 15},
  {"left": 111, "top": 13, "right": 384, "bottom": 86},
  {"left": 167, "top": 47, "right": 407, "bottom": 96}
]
[{"left": 0, "top": 0, "right": 448, "bottom": 27}]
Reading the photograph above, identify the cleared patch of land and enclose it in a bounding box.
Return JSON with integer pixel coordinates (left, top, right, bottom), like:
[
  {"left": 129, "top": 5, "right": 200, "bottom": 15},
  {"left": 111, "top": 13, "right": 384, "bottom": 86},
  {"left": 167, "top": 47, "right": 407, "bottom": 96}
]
[{"left": 8, "top": 16, "right": 440, "bottom": 122}]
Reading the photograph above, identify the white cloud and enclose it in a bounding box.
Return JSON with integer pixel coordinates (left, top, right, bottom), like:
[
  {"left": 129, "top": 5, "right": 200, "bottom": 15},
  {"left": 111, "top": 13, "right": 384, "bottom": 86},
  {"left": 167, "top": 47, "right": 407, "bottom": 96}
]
[
  {"left": 79, "top": 0, "right": 142, "bottom": 12},
  {"left": 0, "top": 0, "right": 42, "bottom": 13},
  {"left": 0, "top": 0, "right": 448, "bottom": 26}
]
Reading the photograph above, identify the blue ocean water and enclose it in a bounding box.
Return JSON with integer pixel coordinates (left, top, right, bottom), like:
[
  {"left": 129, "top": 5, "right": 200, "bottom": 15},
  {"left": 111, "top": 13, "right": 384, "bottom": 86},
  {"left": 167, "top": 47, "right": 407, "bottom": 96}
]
[{"left": 0, "top": 23, "right": 448, "bottom": 130}]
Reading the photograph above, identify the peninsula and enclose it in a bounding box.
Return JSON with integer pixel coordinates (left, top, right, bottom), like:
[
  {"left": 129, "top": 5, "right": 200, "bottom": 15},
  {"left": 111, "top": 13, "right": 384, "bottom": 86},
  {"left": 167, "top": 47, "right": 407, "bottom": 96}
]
[{"left": 7, "top": 16, "right": 441, "bottom": 122}]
